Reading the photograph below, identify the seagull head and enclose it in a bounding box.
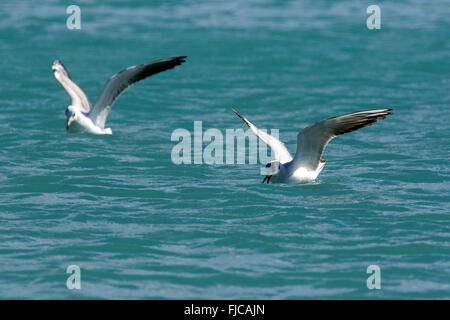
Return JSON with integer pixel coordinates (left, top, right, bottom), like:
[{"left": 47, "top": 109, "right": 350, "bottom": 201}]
[
  {"left": 261, "top": 160, "right": 281, "bottom": 184},
  {"left": 65, "top": 106, "right": 77, "bottom": 131}
]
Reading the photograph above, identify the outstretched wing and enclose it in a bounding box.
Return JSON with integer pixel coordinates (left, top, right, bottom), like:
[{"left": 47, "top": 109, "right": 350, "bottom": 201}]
[
  {"left": 292, "top": 109, "right": 393, "bottom": 170},
  {"left": 52, "top": 60, "right": 92, "bottom": 113},
  {"left": 231, "top": 108, "right": 293, "bottom": 164},
  {"left": 89, "top": 56, "right": 187, "bottom": 128}
]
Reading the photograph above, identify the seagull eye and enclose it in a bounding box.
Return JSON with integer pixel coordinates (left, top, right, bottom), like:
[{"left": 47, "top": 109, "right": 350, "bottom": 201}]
[{"left": 266, "top": 163, "right": 271, "bottom": 168}]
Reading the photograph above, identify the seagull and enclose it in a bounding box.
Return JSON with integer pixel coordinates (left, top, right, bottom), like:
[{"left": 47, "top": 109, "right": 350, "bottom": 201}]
[
  {"left": 52, "top": 56, "right": 187, "bottom": 134},
  {"left": 232, "top": 107, "right": 393, "bottom": 184}
]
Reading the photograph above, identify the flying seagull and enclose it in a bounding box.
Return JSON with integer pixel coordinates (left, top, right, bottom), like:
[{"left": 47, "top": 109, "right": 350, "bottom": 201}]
[
  {"left": 52, "top": 56, "right": 187, "bottom": 134},
  {"left": 232, "top": 108, "right": 393, "bottom": 184}
]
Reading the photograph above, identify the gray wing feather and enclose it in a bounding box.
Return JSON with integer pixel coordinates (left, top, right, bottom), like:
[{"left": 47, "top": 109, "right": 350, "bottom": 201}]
[
  {"left": 89, "top": 56, "right": 187, "bottom": 128},
  {"left": 292, "top": 109, "right": 393, "bottom": 170}
]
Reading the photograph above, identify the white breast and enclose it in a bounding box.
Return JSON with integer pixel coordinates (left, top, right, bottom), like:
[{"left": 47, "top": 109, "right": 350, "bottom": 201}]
[
  {"left": 71, "top": 112, "right": 112, "bottom": 135},
  {"left": 290, "top": 167, "right": 320, "bottom": 182},
  {"left": 273, "top": 161, "right": 326, "bottom": 184}
]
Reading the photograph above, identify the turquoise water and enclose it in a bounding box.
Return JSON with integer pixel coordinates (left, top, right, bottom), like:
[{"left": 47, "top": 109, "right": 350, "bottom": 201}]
[{"left": 0, "top": 0, "right": 449, "bottom": 299}]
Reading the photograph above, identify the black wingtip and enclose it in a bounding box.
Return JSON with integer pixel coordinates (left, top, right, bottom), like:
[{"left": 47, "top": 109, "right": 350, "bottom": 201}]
[
  {"left": 172, "top": 56, "right": 187, "bottom": 64},
  {"left": 151, "top": 56, "right": 187, "bottom": 67},
  {"left": 380, "top": 108, "right": 393, "bottom": 118},
  {"left": 231, "top": 107, "right": 243, "bottom": 120},
  {"left": 231, "top": 107, "right": 251, "bottom": 128}
]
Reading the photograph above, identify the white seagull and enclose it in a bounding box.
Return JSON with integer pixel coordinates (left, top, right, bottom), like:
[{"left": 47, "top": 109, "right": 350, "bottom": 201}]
[
  {"left": 232, "top": 107, "right": 393, "bottom": 184},
  {"left": 53, "top": 56, "right": 187, "bottom": 134}
]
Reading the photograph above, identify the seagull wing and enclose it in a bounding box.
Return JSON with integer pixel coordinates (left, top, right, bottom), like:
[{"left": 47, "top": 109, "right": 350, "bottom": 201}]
[
  {"left": 292, "top": 109, "right": 393, "bottom": 170},
  {"left": 231, "top": 108, "right": 293, "bottom": 164},
  {"left": 89, "top": 56, "right": 187, "bottom": 128},
  {"left": 53, "top": 60, "right": 92, "bottom": 113}
]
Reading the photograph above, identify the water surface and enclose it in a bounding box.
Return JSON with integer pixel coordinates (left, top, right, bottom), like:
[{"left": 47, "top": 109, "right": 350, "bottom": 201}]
[{"left": 0, "top": 0, "right": 449, "bottom": 299}]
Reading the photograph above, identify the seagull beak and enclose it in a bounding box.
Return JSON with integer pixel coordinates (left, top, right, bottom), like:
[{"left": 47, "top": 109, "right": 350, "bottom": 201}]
[
  {"left": 66, "top": 118, "right": 73, "bottom": 130},
  {"left": 262, "top": 175, "right": 272, "bottom": 184}
]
